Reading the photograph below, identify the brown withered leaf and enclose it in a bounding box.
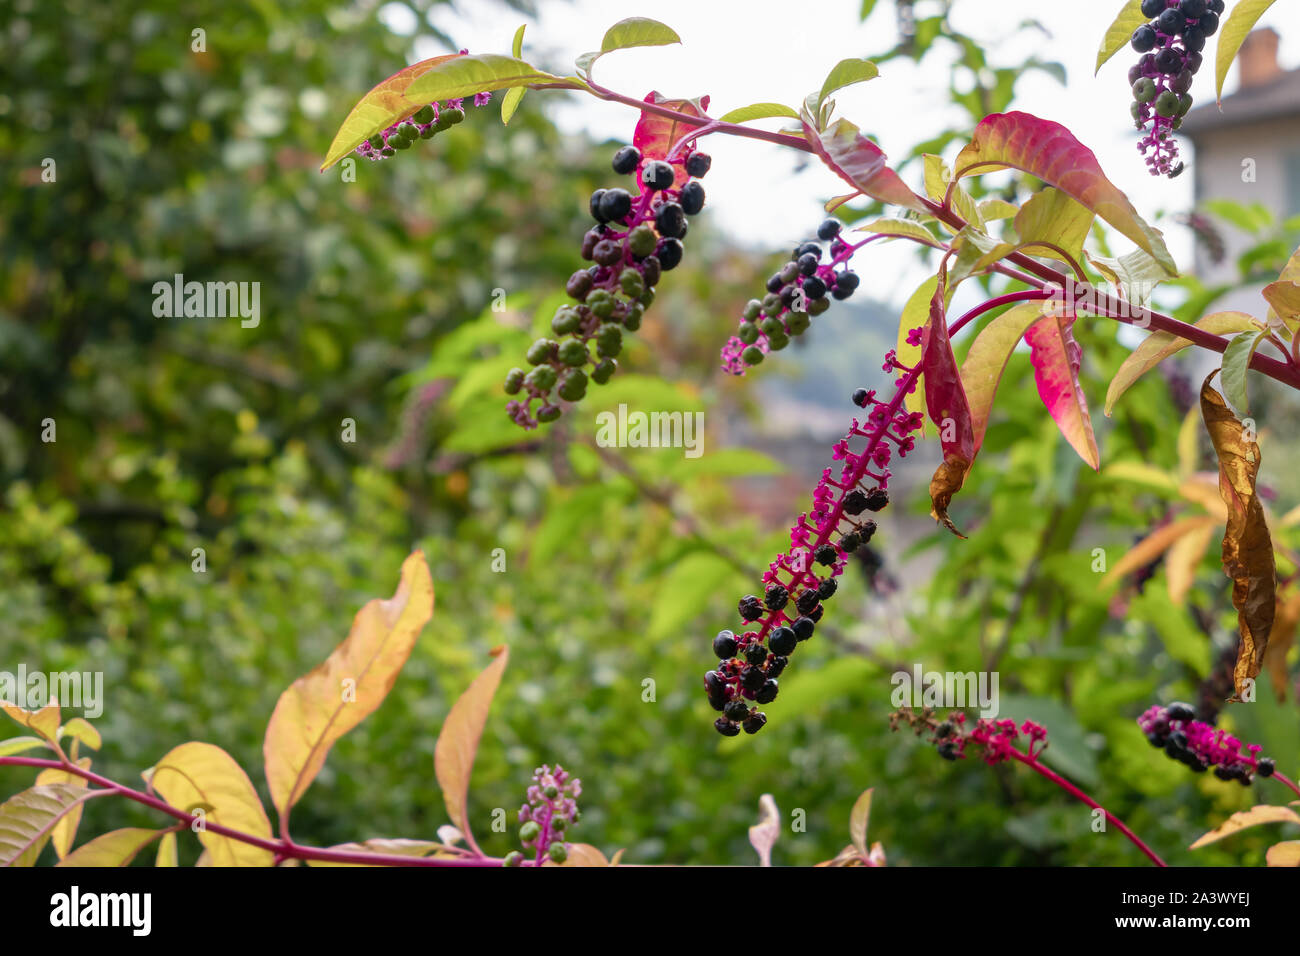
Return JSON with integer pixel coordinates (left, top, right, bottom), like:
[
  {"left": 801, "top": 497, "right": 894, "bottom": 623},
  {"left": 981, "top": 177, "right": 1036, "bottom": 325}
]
[
  {"left": 1200, "top": 373, "right": 1276, "bottom": 700},
  {"left": 1265, "top": 588, "right": 1300, "bottom": 702},
  {"left": 929, "top": 454, "right": 971, "bottom": 539}
]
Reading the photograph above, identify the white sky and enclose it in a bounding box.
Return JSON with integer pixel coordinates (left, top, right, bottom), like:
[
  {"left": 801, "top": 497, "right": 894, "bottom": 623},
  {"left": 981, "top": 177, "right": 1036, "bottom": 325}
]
[{"left": 387, "top": 0, "right": 1299, "bottom": 308}]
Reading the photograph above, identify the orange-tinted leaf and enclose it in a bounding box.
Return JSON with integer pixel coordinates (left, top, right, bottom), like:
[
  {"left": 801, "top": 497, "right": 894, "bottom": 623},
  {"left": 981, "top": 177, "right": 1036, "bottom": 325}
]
[
  {"left": 151, "top": 742, "right": 274, "bottom": 867},
  {"left": 57, "top": 828, "right": 164, "bottom": 867},
  {"left": 1190, "top": 804, "right": 1300, "bottom": 849},
  {"left": 1201, "top": 374, "right": 1276, "bottom": 699},
  {"left": 2, "top": 699, "right": 61, "bottom": 742},
  {"left": 434, "top": 645, "right": 509, "bottom": 852},
  {"left": 953, "top": 112, "right": 1176, "bottom": 275},
  {"left": 1101, "top": 515, "right": 1221, "bottom": 587},
  {"left": 921, "top": 264, "right": 974, "bottom": 537},
  {"left": 1262, "top": 280, "right": 1300, "bottom": 330},
  {"left": 633, "top": 92, "right": 710, "bottom": 180},
  {"left": 1267, "top": 841, "right": 1300, "bottom": 866},
  {"left": 1166, "top": 518, "right": 1217, "bottom": 605},
  {"left": 555, "top": 843, "right": 612, "bottom": 867},
  {"left": 1265, "top": 590, "right": 1300, "bottom": 702},
  {"left": 263, "top": 551, "right": 435, "bottom": 822},
  {"left": 801, "top": 108, "right": 926, "bottom": 213},
  {"left": 1025, "top": 306, "right": 1099, "bottom": 470}
]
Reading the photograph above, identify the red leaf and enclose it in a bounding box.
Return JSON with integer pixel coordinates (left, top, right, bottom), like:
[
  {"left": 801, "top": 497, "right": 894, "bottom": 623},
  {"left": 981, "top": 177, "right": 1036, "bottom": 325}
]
[
  {"left": 1024, "top": 306, "right": 1100, "bottom": 470},
  {"left": 922, "top": 264, "right": 975, "bottom": 537},
  {"left": 633, "top": 92, "right": 710, "bottom": 177},
  {"left": 953, "top": 112, "right": 1176, "bottom": 275},
  {"left": 800, "top": 112, "right": 926, "bottom": 213}
]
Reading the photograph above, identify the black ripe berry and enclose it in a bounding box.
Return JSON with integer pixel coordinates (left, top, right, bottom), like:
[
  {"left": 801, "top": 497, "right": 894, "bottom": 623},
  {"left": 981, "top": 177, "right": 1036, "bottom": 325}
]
[
  {"left": 768, "top": 626, "right": 797, "bottom": 656},
  {"left": 712, "top": 630, "right": 738, "bottom": 658},
  {"left": 843, "top": 490, "right": 869, "bottom": 514},
  {"left": 738, "top": 595, "right": 764, "bottom": 622},
  {"left": 814, "top": 544, "right": 837, "bottom": 566},
  {"left": 817, "top": 218, "right": 842, "bottom": 241},
  {"left": 1181, "top": 0, "right": 1208, "bottom": 16},
  {"left": 1156, "top": 9, "right": 1185, "bottom": 36},
  {"left": 1140, "top": 0, "right": 1164, "bottom": 16},
  {"left": 764, "top": 584, "right": 789, "bottom": 611},
  {"left": 1166, "top": 701, "right": 1195, "bottom": 722},
  {"left": 864, "top": 488, "right": 889, "bottom": 512},
  {"left": 656, "top": 237, "right": 684, "bottom": 271},
  {"left": 840, "top": 531, "right": 862, "bottom": 554},
  {"left": 836, "top": 271, "right": 861, "bottom": 293},
  {"left": 1182, "top": 26, "right": 1206, "bottom": 53},
  {"left": 803, "top": 275, "right": 827, "bottom": 300},
  {"left": 714, "top": 717, "right": 740, "bottom": 737},
  {"left": 743, "top": 712, "right": 768, "bottom": 734},
  {"left": 655, "top": 202, "right": 688, "bottom": 239},
  {"left": 791, "top": 616, "right": 815, "bottom": 642},
  {"left": 724, "top": 698, "right": 750, "bottom": 722},
  {"left": 685, "top": 152, "right": 712, "bottom": 178},
  {"left": 642, "top": 161, "right": 675, "bottom": 191},
  {"left": 679, "top": 181, "right": 706, "bottom": 215},
  {"left": 1147, "top": 732, "right": 1167, "bottom": 748},
  {"left": 589, "top": 189, "right": 608, "bottom": 222},
  {"left": 1154, "top": 47, "right": 1182, "bottom": 74},
  {"left": 808, "top": 604, "right": 824, "bottom": 622},
  {"left": 852, "top": 388, "right": 870, "bottom": 408},
  {"left": 796, "top": 589, "right": 820, "bottom": 615},
  {"left": 1257, "top": 757, "right": 1276, "bottom": 777},
  {"left": 599, "top": 188, "right": 633, "bottom": 223},
  {"left": 745, "top": 643, "right": 768, "bottom": 666},
  {"left": 798, "top": 252, "right": 819, "bottom": 276},
  {"left": 817, "top": 577, "right": 837, "bottom": 600},
  {"left": 935, "top": 720, "right": 955, "bottom": 739},
  {"left": 1131, "top": 24, "right": 1157, "bottom": 53},
  {"left": 611, "top": 145, "right": 640, "bottom": 174},
  {"left": 1198, "top": 12, "right": 1219, "bottom": 36},
  {"left": 704, "top": 670, "right": 726, "bottom": 695},
  {"left": 755, "top": 680, "right": 779, "bottom": 705},
  {"left": 937, "top": 741, "right": 958, "bottom": 761},
  {"left": 740, "top": 664, "right": 766, "bottom": 691},
  {"left": 860, "top": 519, "right": 877, "bottom": 542},
  {"left": 766, "top": 655, "right": 788, "bottom": 678},
  {"left": 766, "top": 272, "right": 785, "bottom": 294}
]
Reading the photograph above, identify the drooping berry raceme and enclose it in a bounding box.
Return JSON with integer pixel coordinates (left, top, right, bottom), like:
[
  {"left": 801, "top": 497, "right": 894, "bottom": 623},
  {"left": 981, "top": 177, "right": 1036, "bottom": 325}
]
[
  {"left": 501, "top": 764, "right": 582, "bottom": 867},
  {"left": 354, "top": 52, "right": 490, "bottom": 161},
  {"left": 1127, "top": 0, "right": 1222, "bottom": 177},
  {"left": 1137, "top": 702, "right": 1274, "bottom": 785},
  {"left": 504, "top": 142, "right": 711, "bottom": 428},
  {"left": 706, "top": 375, "right": 923, "bottom": 734},
  {"left": 720, "top": 218, "right": 864, "bottom": 375},
  {"left": 892, "top": 707, "right": 1050, "bottom": 765}
]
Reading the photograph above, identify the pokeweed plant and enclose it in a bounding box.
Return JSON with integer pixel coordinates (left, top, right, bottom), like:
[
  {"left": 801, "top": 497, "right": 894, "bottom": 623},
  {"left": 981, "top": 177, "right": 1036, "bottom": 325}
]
[
  {"left": 0, "top": 552, "right": 880, "bottom": 868},
  {"left": 308, "top": 14, "right": 1300, "bottom": 864}
]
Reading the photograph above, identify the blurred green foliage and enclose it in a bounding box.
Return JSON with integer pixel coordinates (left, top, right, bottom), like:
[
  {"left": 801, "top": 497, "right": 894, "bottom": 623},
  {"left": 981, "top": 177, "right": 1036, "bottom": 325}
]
[{"left": 1, "top": 0, "right": 1297, "bottom": 868}]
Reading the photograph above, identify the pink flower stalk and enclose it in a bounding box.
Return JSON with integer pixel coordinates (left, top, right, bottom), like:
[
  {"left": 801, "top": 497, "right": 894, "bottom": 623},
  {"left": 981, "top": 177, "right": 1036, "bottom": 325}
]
[
  {"left": 504, "top": 764, "right": 582, "bottom": 866},
  {"left": 1137, "top": 701, "right": 1282, "bottom": 785}
]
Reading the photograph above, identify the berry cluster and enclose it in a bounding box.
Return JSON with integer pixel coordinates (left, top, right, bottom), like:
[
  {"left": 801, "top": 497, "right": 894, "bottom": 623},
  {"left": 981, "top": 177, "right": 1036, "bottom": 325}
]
[
  {"left": 720, "top": 218, "right": 862, "bottom": 375},
  {"left": 891, "top": 708, "right": 1050, "bottom": 765},
  {"left": 1137, "top": 702, "right": 1275, "bottom": 784},
  {"left": 501, "top": 764, "right": 582, "bottom": 866},
  {"left": 706, "top": 383, "right": 920, "bottom": 735},
  {"left": 505, "top": 144, "right": 711, "bottom": 428},
  {"left": 1127, "top": 0, "right": 1222, "bottom": 177}
]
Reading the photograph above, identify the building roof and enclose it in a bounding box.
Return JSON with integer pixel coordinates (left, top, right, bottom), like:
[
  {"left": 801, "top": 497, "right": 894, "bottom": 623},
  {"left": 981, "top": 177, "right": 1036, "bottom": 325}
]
[{"left": 1181, "top": 67, "right": 1300, "bottom": 137}]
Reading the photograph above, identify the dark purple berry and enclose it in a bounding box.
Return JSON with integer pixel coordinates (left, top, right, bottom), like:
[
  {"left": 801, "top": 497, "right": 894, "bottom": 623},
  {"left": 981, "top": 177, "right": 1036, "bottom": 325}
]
[
  {"left": 1140, "top": 0, "right": 1165, "bottom": 16},
  {"left": 642, "top": 161, "right": 674, "bottom": 191},
  {"left": 840, "top": 531, "right": 862, "bottom": 553},
  {"left": 764, "top": 584, "right": 789, "bottom": 611},
  {"left": 755, "top": 680, "right": 778, "bottom": 705},
  {"left": 1198, "top": 11, "right": 1218, "bottom": 36},
  {"left": 817, "top": 578, "right": 837, "bottom": 600},
  {"left": 712, "top": 631, "right": 738, "bottom": 658},
  {"left": 935, "top": 721, "right": 955, "bottom": 739},
  {"left": 593, "top": 238, "right": 623, "bottom": 267},
  {"left": 656, "top": 238, "right": 683, "bottom": 271},
  {"left": 654, "top": 202, "right": 688, "bottom": 239},
  {"left": 1166, "top": 701, "right": 1195, "bottom": 722},
  {"left": 766, "top": 272, "right": 785, "bottom": 294},
  {"left": 1257, "top": 757, "right": 1275, "bottom": 778},
  {"left": 859, "top": 520, "right": 877, "bottom": 543},
  {"left": 704, "top": 669, "right": 726, "bottom": 694},
  {"left": 611, "top": 145, "right": 640, "bottom": 175},
  {"left": 814, "top": 545, "right": 837, "bottom": 566},
  {"left": 589, "top": 189, "right": 608, "bottom": 222},
  {"left": 937, "top": 741, "right": 958, "bottom": 760},
  {"left": 791, "top": 616, "right": 814, "bottom": 641},
  {"left": 843, "top": 490, "right": 869, "bottom": 514},
  {"left": 1210, "top": 0, "right": 1224, "bottom": 12},
  {"left": 795, "top": 589, "right": 820, "bottom": 615},
  {"left": 679, "top": 181, "right": 705, "bottom": 215},
  {"left": 740, "top": 664, "right": 766, "bottom": 691},
  {"left": 1182, "top": 26, "right": 1205, "bottom": 53},
  {"left": 739, "top": 596, "right": 764, "bottom": 622},
  {"left": 852, "top": 388, "right": 869, "bottom": 408},
  {"left": 864, "top": 488, "right": 889, "bottom": 512},
  {"left": 817, "top": 218, "right": 842, "bottom": 240},
  {"left": 1131, "top": 24, "right": 1157, "bottom": 52},
  {"left": 808, "top": 604, "right": 824, "bottom": 622},
  {"left": 766, "top": 655, "right": 788, "bottom": 678},
  {"left": 768, "top": 626, "right": 797, "bottom": 656},
  {"left": 1185, "top": 50, "right": 1203, "bottom": 74},
  {"left": 803, "top": 275, "right": 827, "bottom": 300},
  {"left": 745, "top": 643, "right": 768, "bottom": 666},
  {"left": 742, "top": 712, "right": 768, "bottom": 734},
  {"left": 714, "top": 717, "right": 740, "bottom": 737},
  {"left": 1156, "top": 9, "right": 1185, "bottom": 35},
  {"left": 798, "top": 252, "right": 819, "bottom": 276},
  {"left": 598, "top": 188, "right": 633, "bottom": 223},
  {"left": 1155, "top": 47, "right": 1182, "bottom": 74},
  {"left": 723, "top": 698, "right": 750, "bottom": 722},
  {"left": 685, "top": 152, "right": 711, "bottom": 178}
]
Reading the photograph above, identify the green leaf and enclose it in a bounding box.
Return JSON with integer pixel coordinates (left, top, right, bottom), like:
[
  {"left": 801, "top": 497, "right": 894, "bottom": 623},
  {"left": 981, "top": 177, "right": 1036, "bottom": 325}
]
[
  {"left": 1085, "top": 248, "right": 1170, "bottom": 309},
  {"left": 600, "top": 17, "right": 681, "bottom": 53},
  {"left": 1095, "top": 0, "right": 1147, "bottom": 75},
  {"left": 1104, "top": 311, "right": 1262, "bottom": 415},
  {"left": 848, "top": 789, "right": 873, "bottom": 859},
  {"left": 978, "top": 198, "right": 1020, "bottom": 221},
  {"left": 405, "top": 54, "right": 565, "bottom": 104},
  {"left": 501, "top": 25, "right": 528, "bottom": 125},
  {"left": 0, "top": 783, "right": 93, "bottom": 866},
  {"left": 816, "top": 58, "right": 879, "bottom": 111},
  {"left": 1216, "top": 0, "right": 1280, "bottom": 101},
  {"left": 852, "top": 217, "right": 945, "bottom": 250},
  {"left": 59, "top": 718, "right": 101, "bottom": 751},
  {"left": 57, "top": 827, "right": 164, "bottom": 867},
  {"left": 1220, "top": 329, "right": 1269, "bottom": 414},
  {"left": 860, "top": 0, "right": 881, "bottom": 19},
  {"left": 0, "top": 735, "right": 46, "bottom": 756},
  {"left": 997, "top": 695, "right": 1098, "bottom": 787},
  {"left": 716, "top": 102, "right": 799, "bottom": 124},
  {"left": 647, "top": 551, "right": 744, "bottom": 642}
]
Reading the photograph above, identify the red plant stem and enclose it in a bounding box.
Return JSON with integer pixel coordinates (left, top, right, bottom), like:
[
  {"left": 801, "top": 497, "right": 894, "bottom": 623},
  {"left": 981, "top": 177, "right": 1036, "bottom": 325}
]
[
  {"left": 949, "top": 289, "right": 1055, "bottom": 337},
  {"left": 1, "top": 755, "right": 503, "bottom": 867},
  {"left": 1008, "top": 750, "right": 1167, "bottom": 867},
  {"left": 1271, "top": 771, "right": 1300, "bottom": 799}
]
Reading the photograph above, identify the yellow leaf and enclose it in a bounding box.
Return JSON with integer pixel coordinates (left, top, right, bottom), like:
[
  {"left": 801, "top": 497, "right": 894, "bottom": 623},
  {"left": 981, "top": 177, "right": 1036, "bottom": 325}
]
[
  {"left": 1190, "top": 804, "right": 1300, "bottom": 849},
  {"left": 1166, "top": 519, "right": 1216, "bottom": 605},
  {"left": 59, "top": 718, "right": 101, "bottom": 751},
  {"left": 1100, "top": 515, "right": 1221, "bottom": 587},
  {"left": 1265, "top": 590, "right": 1300, "bottom": 702},
  {"left": 1262, "top": 280, "right": 1300, "bottom": 330},
  {"left": 305, "top": 838, "right": 458, "bottom": 866},
  {"left": 849, "top": 788, "right": 872, "bottom": 860},
  {"left": 2, "top": 699, "right": 61, "bottom": 742},
  {"left": 434, "top": 645, "right": 509, "bottom": 851},
  {"left": 35, "top": 758, "right": 92, "bottom": 859},
  {"left": 1267, "top": 840, "right": 1300, "bottom": 866},
  {"left": 57, "top": 828, "right": 163, "bottom": 867},
  {"left": 1202, "top": 374, "right": 1276, "bottom": 699},
  {"left": 0, "top": 783, "right": 95, "bottom": 866},
  {"left": 264, "top": 551, "right": 434, "bottom": 823},
  {"left": 151, "top": 742, "right": 274, "bottom": 867},
  {"left": 156, "top": 832, "right": 178, "bottom": 867}
]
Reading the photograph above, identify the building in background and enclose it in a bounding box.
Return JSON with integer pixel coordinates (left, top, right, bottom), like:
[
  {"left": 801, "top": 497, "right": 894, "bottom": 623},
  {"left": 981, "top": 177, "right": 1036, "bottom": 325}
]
[{"left": 1181, "top": 28, "right": 1300, "bottom": 315}]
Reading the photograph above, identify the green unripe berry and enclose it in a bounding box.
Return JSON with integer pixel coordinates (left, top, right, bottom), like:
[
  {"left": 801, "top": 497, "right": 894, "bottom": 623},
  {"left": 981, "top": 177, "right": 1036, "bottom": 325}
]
[
  {"left": 419, "top": 124, "right": 437, "bottom": 140},
  {"left": 537, "top": 404, "right": 561, "bottom": 423},
  {"left": 588, "top": 290, "right": 616, "bottom": 319},
  {"left": 759, "top": 316, "right": 783, "bottom": 337},
  {"left": 551, "top": 307, "right": 582, "bottom": 336},
  {"left": 591, "top": 358, "right": 617, "bottom": 384},
  {"left": 628, "top": 224, "right": 658, "bottom": 258},
  {"left": 779, "top": 261, "right": 800, "bottom": 284},
  {"left": 543, "top": 784, "right": 560, "bottom": 799},
  {"left": 623, "top": 303, "right": 644, "bottom": 332},
  {"left": 391, "top": 135, "right": 412, "bottom": 149},
  {"left": 1176, "top": 93, "right": 1193, "bottom": 116},
  {"left": 368, "top": 134, "right": 384, "bottom": 149},
  {"left": 742, "top": 299, "right": 762, "bottom": 321},
  {"left": 619, "top": 268, "right": 645, "bottom": 299},
  {"left": 547, "top": 843, "right": 568, "bottom": 863},
  {"left": 639, "top": 287, "right": 655, "bottom": 307},
  {"left": 1132, "top": 78, "right": 1157, "bottom": 103},
  {"left": 397, "top": 122, "right": 419, "bottom": 141},
  {"left": 442, "top": 106, "right": 465, "bottom": 125},
  {"left": 809, "top": 297, "right": 831, "bottom": 316},
  {"left": 786, "top": 311, "right": 811, "bottom": 335},
  {"left": 526, "top": 338, "right": 556, "bottom": 366},
  {"left": 552, "top": 816, "right": 568, "bottom": 831},
  {"left": 1130, "top": 101, "right": 1142, "bottom": 122},
  {"left": 504, "top": 368, "right": 526, "bottom": 395},
  {"left": 413, "top": 105, "right": 435, "bottom": 124},
  {"left": 1171, "top": 117, "right": 1183, "bottom": 130},
  {"left": 767, "top": 331, "right": 790, "bottom": 351},
  {"left": 557, "top": 340, "right": 588, "bottom": 367},
  {"left": 557, "top": 368, "right": 588, "bottom": 402},
  {"left": 596, "top": 324, "right": 623, "bottom": 357},
  {"left": 737, "top": 322, "right": 760, "bottom": 345},
  {"left": 761, "top": 293, "right": 782, "bottom": 316},
  {"left": 1154, "top": 90, "right": 1179, "bottom": 118},
  {"left": 741, "top": 345, "right": 764, "bottom": 365},
  {"left": 524, "top": 365, "right": 557, "bottom": 392},
  {"left": 502, "top": 850, "right": 525, "bottom": 867}
]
